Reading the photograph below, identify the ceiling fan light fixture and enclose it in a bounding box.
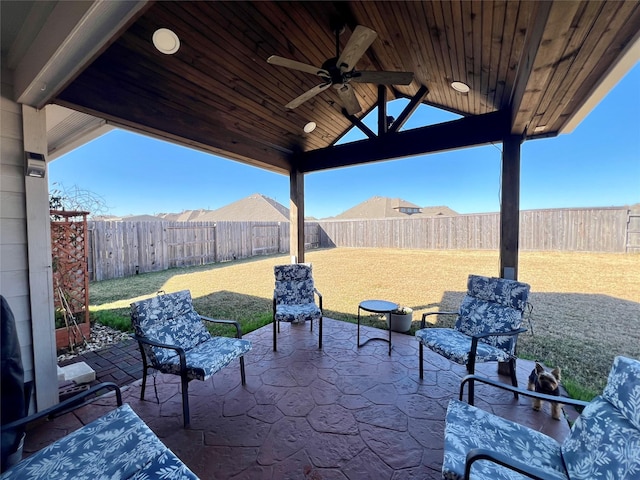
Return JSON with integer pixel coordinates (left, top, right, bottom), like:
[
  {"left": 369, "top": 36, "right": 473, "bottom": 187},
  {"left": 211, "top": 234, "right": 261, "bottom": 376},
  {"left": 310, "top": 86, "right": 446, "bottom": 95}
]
[
  {"left": 451, "top": 81, "right": 470, "bottom": 93},
  {"left": 304, "top": 122, "right": 317, "bottom": 133},
  {"left": 153, "top": 28, "right": 180, "bottom": 55}
]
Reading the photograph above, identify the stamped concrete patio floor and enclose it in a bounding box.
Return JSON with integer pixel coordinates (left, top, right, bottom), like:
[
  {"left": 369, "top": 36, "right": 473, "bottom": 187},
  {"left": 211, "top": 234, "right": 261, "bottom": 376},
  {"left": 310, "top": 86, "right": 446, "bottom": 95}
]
[{"left": 25, "top": 318, "right": 571, "bottom": 479}]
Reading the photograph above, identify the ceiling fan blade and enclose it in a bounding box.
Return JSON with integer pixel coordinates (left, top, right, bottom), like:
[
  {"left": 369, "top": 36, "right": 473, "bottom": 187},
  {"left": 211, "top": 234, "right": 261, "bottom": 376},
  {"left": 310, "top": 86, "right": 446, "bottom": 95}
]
[
  {"left": 267, "top": 55, "right": 329, "bottom": 78},
  {"left": 337, "top": 25, "right": 377, "bottom": 72},
  {"left": 285, "top": 82, "right": 332, "bottom": 110},
  {"left": 336, "top": 84, "right": 361, "bottom": 115},
  {"left": 350, "top": 70, "right": 414, "bottom": 85}
]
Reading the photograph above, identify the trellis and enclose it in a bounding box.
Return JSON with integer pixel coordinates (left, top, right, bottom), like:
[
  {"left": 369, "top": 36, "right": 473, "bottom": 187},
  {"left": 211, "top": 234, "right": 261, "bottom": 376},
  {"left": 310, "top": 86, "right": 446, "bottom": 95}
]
[{"left": 51, "top": 210, "right": 90, "bottom": 348}]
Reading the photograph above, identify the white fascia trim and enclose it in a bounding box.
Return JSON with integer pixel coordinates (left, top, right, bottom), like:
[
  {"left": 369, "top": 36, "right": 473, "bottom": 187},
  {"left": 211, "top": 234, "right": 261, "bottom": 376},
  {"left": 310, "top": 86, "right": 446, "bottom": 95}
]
[
  {"left": 561, "top": 31, "right": 640, "bottom": 134},
  {"left": 15, "top": 0, "right": 148, "bottom": 108}
]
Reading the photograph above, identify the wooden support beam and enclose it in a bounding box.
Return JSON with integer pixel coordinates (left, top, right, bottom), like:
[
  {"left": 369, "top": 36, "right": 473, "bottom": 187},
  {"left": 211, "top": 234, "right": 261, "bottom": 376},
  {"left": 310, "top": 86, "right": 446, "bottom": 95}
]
[
  {"left": 342, "top": 108, "right": 376, "bottom": 139},
  {"left": 388, "top": 85, "right": 429, "bottom": 133},
  {"left": 289, "top": 168, "right": 305, "bottom": 263},
  {"left": 499, "top": 135, "right": 522, "bottom": 280},
  {"left": 378, "top": 85, "right": 388, "bottom": 136},
  {"left": 298, "top": 110, "right": 509, "bottom": 173}
]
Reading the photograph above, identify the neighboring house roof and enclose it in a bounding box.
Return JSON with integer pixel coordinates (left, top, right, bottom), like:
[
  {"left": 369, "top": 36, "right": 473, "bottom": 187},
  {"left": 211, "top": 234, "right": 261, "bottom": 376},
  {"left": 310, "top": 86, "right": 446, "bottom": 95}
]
[
  {"left": 119, "top": 214, "right": 163, "bottom": 222},
  {"left": 332, "top": 196, "right": 457, "bottom": 220},
  {"left": 198, "top": 193, "right": 290, "bottom": 222}
]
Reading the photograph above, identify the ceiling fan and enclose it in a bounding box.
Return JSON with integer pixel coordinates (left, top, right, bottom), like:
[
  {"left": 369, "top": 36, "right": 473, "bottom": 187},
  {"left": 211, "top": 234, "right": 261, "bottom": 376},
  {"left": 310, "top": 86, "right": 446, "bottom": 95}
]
[{"left": 267, "top": 25, "right": 413, "bottom": 115}]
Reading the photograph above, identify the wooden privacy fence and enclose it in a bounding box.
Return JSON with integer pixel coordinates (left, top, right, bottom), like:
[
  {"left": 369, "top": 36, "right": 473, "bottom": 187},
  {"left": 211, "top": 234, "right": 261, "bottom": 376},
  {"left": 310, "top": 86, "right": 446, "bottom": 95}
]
[
  {"left": 88, "top": 221, "right": 321, "bottom": 281},
  {"left": 318, "top": 207, "right": 634, "bottom": 252},
  {"left": 88, "top": 207, "right": 635, "bottom": 281}
]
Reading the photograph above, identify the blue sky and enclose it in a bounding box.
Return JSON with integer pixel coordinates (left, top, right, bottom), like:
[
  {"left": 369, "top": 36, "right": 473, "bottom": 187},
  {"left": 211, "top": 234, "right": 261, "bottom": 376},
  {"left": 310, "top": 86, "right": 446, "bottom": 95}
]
[{"left": 49, "top": 64, "right": 639, "bottom": 219}]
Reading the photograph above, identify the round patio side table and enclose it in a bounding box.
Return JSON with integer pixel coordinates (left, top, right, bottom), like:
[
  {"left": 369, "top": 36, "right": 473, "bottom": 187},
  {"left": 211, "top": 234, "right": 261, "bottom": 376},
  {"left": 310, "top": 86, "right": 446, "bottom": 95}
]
[{"left": 357, "top": 299, "right": 398, "bottom": 356}]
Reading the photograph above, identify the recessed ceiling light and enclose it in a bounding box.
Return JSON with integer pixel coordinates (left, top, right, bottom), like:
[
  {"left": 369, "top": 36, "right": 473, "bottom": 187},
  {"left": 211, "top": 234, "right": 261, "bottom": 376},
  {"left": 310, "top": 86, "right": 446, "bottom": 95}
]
[
  {"left": 304, "top": 122, "right": 317, "bottom": 133},
  {"left": 153, "top": 28, "right": 180, "bottom": 55},
  {"left": 451, "top": 81, "right": 470, "bottom": 93},
  {"left": 534, "top": 125, "right": 547, "bottom": 132}
]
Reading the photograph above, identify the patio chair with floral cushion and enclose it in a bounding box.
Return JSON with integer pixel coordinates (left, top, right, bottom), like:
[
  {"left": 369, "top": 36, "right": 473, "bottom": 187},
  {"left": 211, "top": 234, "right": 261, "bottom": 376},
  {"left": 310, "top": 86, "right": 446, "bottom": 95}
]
[
  {"left": 273, "top": 264, "right": 323, "bottom": 351},
  {"left": 415, "top": 274, "right": 530, "bottom": 403},
  {"left": 131, "top": 290, "right": 252, "bottom": 427},
  {"left": 442, "top": 355, "right": 640, "bottom": 480},
  {"left": 1, "top": 383, "right": 199, "bottom": 479}
]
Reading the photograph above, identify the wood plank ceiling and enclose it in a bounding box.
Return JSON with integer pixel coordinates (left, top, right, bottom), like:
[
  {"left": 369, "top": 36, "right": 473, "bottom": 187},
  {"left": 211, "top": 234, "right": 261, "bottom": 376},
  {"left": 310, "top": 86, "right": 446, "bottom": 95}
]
[{"left": 55, "top": 1, "right": 640, "bottom": 176}]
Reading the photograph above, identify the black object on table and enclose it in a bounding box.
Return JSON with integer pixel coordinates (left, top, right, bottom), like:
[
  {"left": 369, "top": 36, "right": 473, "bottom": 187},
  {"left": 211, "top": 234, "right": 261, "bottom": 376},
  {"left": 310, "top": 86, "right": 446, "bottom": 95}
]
[{"left": 357, "top": 299, "right": 398, "bottom": 356}]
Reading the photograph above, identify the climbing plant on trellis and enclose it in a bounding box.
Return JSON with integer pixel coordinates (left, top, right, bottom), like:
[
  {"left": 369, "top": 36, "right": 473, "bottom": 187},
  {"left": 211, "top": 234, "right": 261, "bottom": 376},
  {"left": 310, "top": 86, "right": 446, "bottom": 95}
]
[{"left": 50, "top": 210, "right": 90, "bottom": 347}]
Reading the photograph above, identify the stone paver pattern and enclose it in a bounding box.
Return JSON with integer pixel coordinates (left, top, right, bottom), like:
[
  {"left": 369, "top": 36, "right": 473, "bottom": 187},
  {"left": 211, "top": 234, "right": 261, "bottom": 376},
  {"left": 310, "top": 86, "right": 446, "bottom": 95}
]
[{"left": 25, "top": 318, "right": 571, "bottom": 480}]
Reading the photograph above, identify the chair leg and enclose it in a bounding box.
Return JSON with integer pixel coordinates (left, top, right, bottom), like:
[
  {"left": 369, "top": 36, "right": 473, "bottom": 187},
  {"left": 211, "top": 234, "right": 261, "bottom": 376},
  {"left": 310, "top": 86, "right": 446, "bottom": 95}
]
[
  {"left": 467, "top": 358, "right": 476, "bottom": 405},
  {"left": 181, "top": 375, "right": 190, "bottom": 428},
  {"left": 140, "top": 364, "right": 148, "bottom": 400},
  {"left": 318, "top": 317, "right": 323, "bottom": 349},
  {"left": 240, "top": 356, "right": 246, "bottom": 385},
  {"left": 509, "top": 358, "right": 519, "bottom": 399},
  {"left": 419, "top": 343, "right": 424, "bottom": 379},
  {"left": 273, "top": 318, "right": 277, "bottom": 352}
]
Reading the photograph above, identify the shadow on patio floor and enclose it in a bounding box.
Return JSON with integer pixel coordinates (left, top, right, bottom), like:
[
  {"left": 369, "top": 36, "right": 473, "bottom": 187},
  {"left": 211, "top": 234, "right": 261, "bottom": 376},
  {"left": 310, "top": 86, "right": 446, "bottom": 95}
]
[{"left": 32, "top": 318, "right": 571, "bottom": 480}]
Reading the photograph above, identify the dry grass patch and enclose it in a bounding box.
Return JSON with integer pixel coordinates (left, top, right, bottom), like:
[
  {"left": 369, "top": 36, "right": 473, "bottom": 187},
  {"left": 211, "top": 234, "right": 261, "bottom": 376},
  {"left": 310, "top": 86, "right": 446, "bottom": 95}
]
[{"left": 90, "top": 248, "right": 639, "bottom": 399}]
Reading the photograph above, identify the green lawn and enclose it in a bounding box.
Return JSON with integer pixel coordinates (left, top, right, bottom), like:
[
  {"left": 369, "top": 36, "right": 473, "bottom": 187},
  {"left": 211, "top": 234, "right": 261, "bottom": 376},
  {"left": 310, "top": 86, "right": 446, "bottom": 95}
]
[{"left": 89, "top": 247, "right": 640, "bottom": 401}]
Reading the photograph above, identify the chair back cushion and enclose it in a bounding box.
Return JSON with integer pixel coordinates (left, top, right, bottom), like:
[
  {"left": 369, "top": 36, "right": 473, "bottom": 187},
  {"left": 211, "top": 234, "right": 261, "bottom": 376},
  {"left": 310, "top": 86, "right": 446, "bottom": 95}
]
[
  {"left": 455, "top": 275, "right": 530, "bottom": 354},
  {"left": 561, "top": 357, "right": 640, "bottom": 479},
  {"left": 131, "top": 290, "right": 211, "bottom": 365},
  {"left": 274, "top": 264, "right": 315, "bottom": 305}
]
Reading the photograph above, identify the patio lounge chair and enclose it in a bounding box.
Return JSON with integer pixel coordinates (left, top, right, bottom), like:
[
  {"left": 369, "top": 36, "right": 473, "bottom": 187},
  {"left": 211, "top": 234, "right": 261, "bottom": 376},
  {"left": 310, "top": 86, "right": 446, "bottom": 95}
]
[
  {"left": 443, "top": 355, "right": 640, "bottom": 480},
  {"left": 415, "top": 274, "right": 530, "bottom": 403},
  {"left": 131, "top": 290, "right": 252, "bottom": 427},
  {"left": 0, "top": 383, "right": 199, "bottom": 479},
  {"left": 273, "top": 264, "right": 323, "bottom": 351}
]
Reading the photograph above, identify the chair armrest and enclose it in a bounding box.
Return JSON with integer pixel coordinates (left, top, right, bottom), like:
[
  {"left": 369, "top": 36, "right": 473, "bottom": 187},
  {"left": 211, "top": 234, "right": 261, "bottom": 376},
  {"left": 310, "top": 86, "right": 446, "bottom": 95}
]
[
  {"left": 314, "top": 288, "right": 323, "bottom": 310},
  {"left": 200, "top": 316, "right": 243, "bottom": 339},
  {"left": 465, "top": 448, "right": 553, "bottom": 480},
  {"left": 420, "top": 311, "right": 458, "bottom": 328},
  {"left": 132, "top": 334, "right": 187, "bottom": 356},
  {"left": 0, "top": 382, "right": 122, "bottom": 433},
  {"left": 132, "top": 334, "right": 187, "bottom": 370},
  {"left": 459, "top": 374, "right": 589, "bottom": 408}
]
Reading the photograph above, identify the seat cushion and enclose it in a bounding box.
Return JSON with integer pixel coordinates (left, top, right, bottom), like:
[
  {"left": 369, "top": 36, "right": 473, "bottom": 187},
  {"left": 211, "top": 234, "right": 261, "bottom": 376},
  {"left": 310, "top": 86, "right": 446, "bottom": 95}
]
[
  {"left": 131, "top": 290, "right": 212, "bottom": 365},
  {"left": 443, "top": 399, "right": 568, "bottom": 480},
  {"left": 1, "top": 404, "right": 198, "bottom": 479},
  {"left": 416, "top": 328, "right": 512, "bottom": 365},
  {"left": 562, "top": 397, "right": 640, "bottom": 479},
  {"left": 275, "top": 303, "right": 322, "bottom": 324},
  {"left": 158, "top": 336, "right": 252, "bottom": 381}
]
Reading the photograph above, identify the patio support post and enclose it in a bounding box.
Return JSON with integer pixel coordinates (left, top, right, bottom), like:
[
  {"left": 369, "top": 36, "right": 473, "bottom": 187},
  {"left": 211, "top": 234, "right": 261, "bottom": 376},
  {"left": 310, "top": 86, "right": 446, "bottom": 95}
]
[
  {"left": 289, "top": 168, "right": 305, "bottom": 263},
  {"left": 22, "top": 105, "right": 58, "bottom": 410},
  {"left": 499, "top": 134, "right": 522, "bottom": 280}
]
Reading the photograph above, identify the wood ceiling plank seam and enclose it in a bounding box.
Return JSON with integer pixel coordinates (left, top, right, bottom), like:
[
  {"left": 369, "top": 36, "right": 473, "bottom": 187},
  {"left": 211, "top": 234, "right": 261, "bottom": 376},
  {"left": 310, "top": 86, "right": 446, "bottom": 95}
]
[
  {"left": 152, "top": 6, "right": 336, "bottom": 152},
  {"left": 156, "top": 3, "right": 329, "bottom": 138},
  {"left": 450, "top": 1, "right": 471, "bottom": 114},
  {"left": 487, "top": 1, "right": 508, "bottom": 111},
  {"left": 169, "top": 5, "right": 336, "bottom": 145},
  {"left": 533, "top": 0, "right": 604, "bottom": 131},
  {"left": 498, "top": 1, "right": 528, "bottom": 111},
  {"left": 509, "top": 0, "right": 555, "bottom": 135},
  {"left": 382, "top": 2, "right": 427, "bottom": 101},
  {"left": 56, "top": 79, "right": 291, "bottom": 173},
  {"left": 409, "top": 1, "right": 449, "bottom": 109},
  {"left": 104, "top": 36, "right": 306, "bottom": 150},
  {"left": 460, "top": 0, "right": 477, "bottom": 114},
  {"left": 422, "top": 1, "right": 455, "bottom": 110},
  {"left": 479, "top": 1, "right": 495, "bottom": 113},
  {"left": 440, "top": 1, "right": 462, "bottom": 112},
  {"left": 386, "top": 2, "right": 430, "bottom": 104},
  {"left": 515, "top": 0, "right": 582, "bottom": 135},
  {"left": 430, "top": 0, "right": 457, "bottom": 110},
  {"left": 541, "top": 0, "right": 638, "bottom": 132},
  {"left": 470, "top": 0, "right": 484, "bottom": 114}
]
